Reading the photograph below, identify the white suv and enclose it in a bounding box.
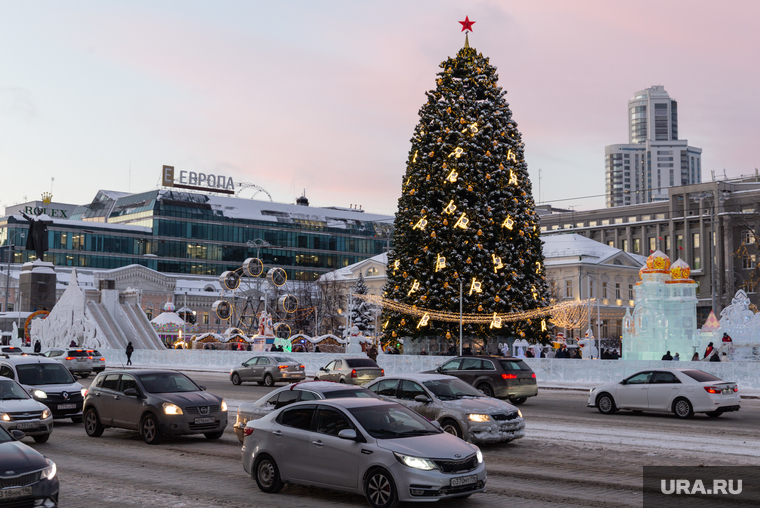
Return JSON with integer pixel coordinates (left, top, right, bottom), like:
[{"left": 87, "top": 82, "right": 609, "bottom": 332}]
[
  {"left": 43, "top": 349, "right": 94, "bottom": 378},
  {"left": 0, "top": 376, "right": 54, "bottom": 443}
]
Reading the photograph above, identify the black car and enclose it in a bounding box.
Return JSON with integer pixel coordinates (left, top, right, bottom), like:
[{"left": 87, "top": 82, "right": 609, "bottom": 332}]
[
  {"left": 0, "top": 426, "right": 59, "bottom": 506},
  {"left": 426, "top": 356, "right": 538, "bottom": 404}
]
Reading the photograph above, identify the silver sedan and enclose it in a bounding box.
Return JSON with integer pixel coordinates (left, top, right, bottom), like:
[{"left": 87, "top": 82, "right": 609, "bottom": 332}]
[
  {"left": 365, "top": 373, "right": 525, "bottom": 444},
  {"left": 242, "top": 398, "right": 486, "bottom": 507},
  {"left": 230, "top": 355, "right": 305, "bottom": 387}
]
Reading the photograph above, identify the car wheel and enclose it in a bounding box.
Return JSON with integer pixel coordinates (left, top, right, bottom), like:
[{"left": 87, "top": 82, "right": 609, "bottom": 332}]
[
  {"left": 141, "top": 413, "right": 162, "bottom": 444},
  {"left": 313, "top": 377, "right": 320, "bottom": 381},
  {"left": 80, "top": 373, "right": 90, "bottom": 379},
  {"left": 257, "top": 381, "right": 265, "bottom": 386},
  {"left": 339, "top": 378, "right": 346, "bottom": 384},
  {"left": 71, "top": 416, "right": 83, "bottom": 424},
  {"left": 706, "top": 410, "right": 723, "bottom": 418},
  {"left": 204, "top": 430, "right": 224, "bottom": 439},
  {"left": 509, "top": 397, "right": 527, "bottom": 405},
  {"left": 264, "top": 374, "right": 274, "bottom": 387},
  {"left": 253, "top": 454, "right": 284, "bottom": 493},
  {"left": 33, "top": 433, "right": 50, "bottom": 444},
  {"left": 673, "top": 398, "right": 694, "bottom": 419},
  {"left": 231, "top": 373, "right": 241, "bottom": 386},
  {"left": 84, "top": 408, "right": 104, "bottom": 437},
  {"left": 440, "top": 419, "right": 462, "bottom": 439},
  {"left": 364, "top": 467, "right": 399, "bottom": 508},
  {"left": 477, "top": 383, "right": 494, "bottom": 397},
  {"left": 596, "top": 393, "right": 617, "bottom": 415}
]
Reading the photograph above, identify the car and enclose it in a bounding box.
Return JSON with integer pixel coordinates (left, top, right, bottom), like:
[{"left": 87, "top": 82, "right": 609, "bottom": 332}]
[
  {"left": 425, "top": 356, "right": 538, "bottom": 404},
  {"left": 230, "top": 355, "right": 306, "bottom": 387},
  {"left": 0, "top": 354, "right": 85, "bottom": 422},
  {"left": 233, "top": 381, "right": 378, "bottom": 442},
  {"left": 42, "top": 349, "right": 94, "bottom": 378},
  {"left": 365, "top": 374, "right": 525, "bottom": 444},
  {"left": 0, "top": 346, "right": 24, "bottom": 355},
  {"left": 0, "top": 425, "right": 59, "bottom": 506},
  {"left": 83, "top": 369, "right": 228, "bottom": 444},
  {"left": 588, "top": 368, "right": 741, "bottom": 419},
  {"left": 242, "top": 398, "right": 486, "bottom": 507},
  {"left": 314, "top": 357, "right": 384, "bottom": 385},
  {"left": 0, "top": 377, "right": 54, "bottom": 443},
  {"left": 88, "top": 350, "right": 107, "bottom": 373}
]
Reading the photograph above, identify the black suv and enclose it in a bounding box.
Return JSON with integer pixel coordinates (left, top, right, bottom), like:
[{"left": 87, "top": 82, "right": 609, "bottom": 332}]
[{"left": 427, "top": 356, "right": 538, "bottom": 404}]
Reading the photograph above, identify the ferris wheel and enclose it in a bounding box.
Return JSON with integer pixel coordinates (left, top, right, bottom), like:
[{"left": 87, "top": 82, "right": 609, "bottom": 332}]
[{"left": 212, "top": 258, "right": 299, "bottom": 337}]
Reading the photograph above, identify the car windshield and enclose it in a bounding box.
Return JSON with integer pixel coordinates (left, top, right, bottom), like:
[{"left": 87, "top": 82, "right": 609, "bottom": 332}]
[
  {"left": 17, "top": 363, "right": 75, "bottom": 385},
  {"left": 273, "top": 357, "right": 295, "bottom": 363},
  {"left": 137, "top": 373, "right": 199, "bottom": 393},
  {"left": 499, "top": 359, "right": 532, "bottom": 371},
  {"left": 66, "top": 350, "right": 90, "bottom": 357},
  {"left": 346, "top": 359, "right": 379, "bottom": 368},
  {"left": 349, "top": 404, "right": 441, "bottom": 439},
  {"left": 0, "top": 380, "right": 29, "bottom": 400},
  {"left": 323, "top": 389, "right": 379, "bottom": 399},
  {"left": 423, "top": 378, "right": 483, "bottom": 400},
  {"left": 681, "top": 370, "right": 723, "bottom": 383},
  {"left": 0, "top": 426, "right": 13, "bottom": 443}
]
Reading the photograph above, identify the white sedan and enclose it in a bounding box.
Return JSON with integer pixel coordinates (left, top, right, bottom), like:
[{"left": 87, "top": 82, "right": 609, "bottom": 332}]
[{"left": 588, "top": 368, "right": 740, "bottom": 419}]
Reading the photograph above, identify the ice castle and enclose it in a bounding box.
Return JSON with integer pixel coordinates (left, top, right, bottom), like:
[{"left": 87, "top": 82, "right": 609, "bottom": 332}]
[{"left": 622, "top": 250, "right": 701, "bottom": 360}]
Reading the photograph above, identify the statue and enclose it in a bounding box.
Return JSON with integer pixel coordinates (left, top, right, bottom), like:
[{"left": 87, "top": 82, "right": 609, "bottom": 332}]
[
  {"left": 20, "top": 212, "right": 53, "bottom": 260},
  {"left": 346, "top": 325, "right": 364, "bottom": 354},
  {"left": 257, "top": 311, "right": 274, "bottom": 337}
]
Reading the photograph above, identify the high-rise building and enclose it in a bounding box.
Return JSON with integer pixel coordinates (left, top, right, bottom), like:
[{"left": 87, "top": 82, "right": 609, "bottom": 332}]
[{"left": 605, "top": 86, "right": 702, "bottom": 207}]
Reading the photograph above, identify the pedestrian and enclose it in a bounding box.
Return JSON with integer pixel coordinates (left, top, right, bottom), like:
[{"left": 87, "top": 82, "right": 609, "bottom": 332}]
[
  {"left": 125, "top": 341, "right": 134, "bottom": 366},
  {"left": 69, "top": 340, "right": 77, "bottom": 347},
  {"left": 691, "top": 351, "right": 700, "bottom": 361},
  {"left": 555, "top": 347, "right": 565, "bottom": 359},
  {"left": 673, "top": 352, "right": 680, "bottom": 361},
  {"left": 721, "top": 352, "right": 728, "bottom": 362},
  {"left": 704, "top": 342, "right": 714, "bottom": 359},
  {"left": 33, "top": 340, "right": 41, "bottom": 353},
  {"left": 314, "top": 345, "right": 321, "bottom": 353},
  {"left": 721, "top": 332, "right": 732, "bottom": 343},
  {"left": 420, "top": 349, "right": 428, "bottom": 356},
  {"left": 368, "top": 344, "right": 378, "bottom": 362},
  {"left": 709, "top": 351, "right": 721, "bottom": 362},
  {"left": 661, "top": 351, "right": 673, "bottom": 361},
  {"left": 545, "top": 348, "right": 555, "bottom": 359}
]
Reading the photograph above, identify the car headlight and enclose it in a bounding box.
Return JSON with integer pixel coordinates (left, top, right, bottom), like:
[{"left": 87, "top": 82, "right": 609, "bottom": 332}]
[
  {"left": 517, "top": 409, "right": 522, "bottom": 418},
  {"left": 81, "top": 388, "right": 87, "bottom": 398},
  {"left": 1, "top": 413, "right": 9, "bottom": 422},
  {"left": 394, "top": 452, "right": 437, "bottom": 471},
  {"left": 41, "top": 460, "right": 56, "bottom": 480},
  {"left": 42, "top": 409, "right": 51, "bottom": 419},
  {"left": 468, "top": 414, "right": 490, "bottom": 422},
  {"left": 33, "top": 390, "right": 47, "bottom": 399},
  {"left": 475, "top": 446, "right": 483, "bottom": 464},
  {"left": 221, "top": 400, "right": 228, "bottom": 412},
  {"left": 162, "top": 402, "right": 183, "bottom": 415}
]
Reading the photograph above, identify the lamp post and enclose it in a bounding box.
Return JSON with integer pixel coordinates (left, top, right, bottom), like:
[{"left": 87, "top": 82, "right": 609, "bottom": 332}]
[
  {"left": 698, "top": 191, "right": 727, "bottom": 315},
  {"left": 4, "top": 230, "right": 25, "bottom": 314}
]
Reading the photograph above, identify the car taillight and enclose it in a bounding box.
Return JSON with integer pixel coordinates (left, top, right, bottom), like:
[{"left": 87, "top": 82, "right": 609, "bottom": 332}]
[
  {"left": 351, "top": 369, "right": 357, "bottom": 378},
  {"left": 381, "top": 369, "right": 384, "bottom": 376},
  {"left": 532, "top": 373, "right": 536, "bottom": 378},
  {"left": 704, "top": 386, "right": 720, "bottom": 394},
  {"left": 83, "top": 389, "right": 89, "bottom": 397},
  {"left": 300, "top": 365, "right": 305, "bottom": 370},
  {"left": 734, "top": 385, "right": 738, "bottom": 392},
  {"left": 501, "top": 373, "right": 517, "bottom": 379},
  {"left": 278, "top": 365, "right": 288, "bottom": 370},
  {"left": 244, "top": 427, "right": 254, "bottom": 437},
  {"left": 88, "top": 356, "right": 93, "bottom": 360},
  {"left": 65, "top": 357, "right": 75, "bottom": 360},
  {"left": 100, "top": 358, "right": 105, "bottom": 362}
]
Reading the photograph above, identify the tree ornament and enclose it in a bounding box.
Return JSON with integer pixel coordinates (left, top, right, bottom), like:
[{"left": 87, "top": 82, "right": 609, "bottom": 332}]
[
  {"left": 429, "top": 151, "right": 434, "bottom": 157},
  {"left": 477, "top": 229, "right": 483, "bottom": 236},
  {"left": 477, "top": 244, "right": 483, "bottom": 249},
  {"left": 446, "top": 331, "right": 451, "bottom": 339},
  {"left": 485, "top": 151, "right": 491, "bottom": 157},
  {"left": 426, "top": 174, "right": 431, "bottom": 181},
  {"left": 519, "top": 230, "right": 524, "bottom": 237},
  {"left": 509, "top": 170, "right": 518, "bottom": 185},
  {"left": 417, "top": 313, "right": 430, "bottom": 328},
  {"left": 466, "top": 257, "right": 472, "bottom": 264},
  {"left": 400, "top": 319, "right": 406, "bottom": 326},
  {"left": 436, "top": 137, "right": 442, "bottom": 144},
  {"left": 421, "top": 295, "right": 427, "bottom": 300},
  {"left": 486, "top": 173, "right": 491, "bottom": 180},
  {"left": 408, "top": 280, "right": 420, "bottom": 296},
  {"left": 413, "top": 217, "right": 428, "bottom": 231},
  {"left": 445, "top": 168, "right": 459, "bottom": 183},
  {"left": 392, "top": 331, "right": 397, "bottom": 337},
  {"left": 495, "top": 295, "right": 500, "bottom": 302},
  {"left": 430, "top": 231, "right": 436, "bottom": 238},
  {"left": 477, "top": 305, "right": 483, "bottom": 311},
  {"left": 499, "top": 163, "right": 504, "bottom": 170},
  {"left": 423, "top": 246, "right": 428, "bottom": 252},
  {"left": 444, "top": 281, "right": 449, "bottom": 288},
  {"left": 492, "top": 254, "right": 504, "bottom": 273},
  {"left": 412, "top": 151, "right": 418, "bottom": 163},
  {"left": 459, "top": 117, "right": 466, "bottom": 124},
  {"left": 467, "top": 185, "right": 473, "bottom": 192},
  {"left": 446, "top": 107, "right": 452, "bottom": 114},
  {"left": 443, "top": 219, "right": 449, "bottom": 226},
  {"left": 502, "top": 216, "right": 514, "bottom": 230}
]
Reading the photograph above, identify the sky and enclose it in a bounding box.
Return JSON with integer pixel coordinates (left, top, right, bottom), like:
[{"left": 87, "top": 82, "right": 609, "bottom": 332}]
[{"left": 1, "top": 1, "right": 759, "bottom": 216}]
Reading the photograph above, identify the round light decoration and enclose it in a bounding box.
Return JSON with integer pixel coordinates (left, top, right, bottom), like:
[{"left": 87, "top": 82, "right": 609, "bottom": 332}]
[
  {"left": 212, "top": 300, "right": 232, "bottom": 320},
  {"left": 278, "top": 295, "right": 299, "bottom": 314},
  {"left": 243, "top": 257, "right": 264, "bottom": 277},
  {"left": 274, "top": 323, "right": 291, "bottom": 339},
  {"left": 220, "top": 271, "right": 241, "bottom": 291},
  {"left": 267, "top": 268, "right": 287, "bottom": 287}
]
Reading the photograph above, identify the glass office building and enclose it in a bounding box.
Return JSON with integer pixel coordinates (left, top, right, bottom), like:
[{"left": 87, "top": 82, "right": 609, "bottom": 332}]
[{"left": 1, "top": 189, "right": 393, "bottom": 281}]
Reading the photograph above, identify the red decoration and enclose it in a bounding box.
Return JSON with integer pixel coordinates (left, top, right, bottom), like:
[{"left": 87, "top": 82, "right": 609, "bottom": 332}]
[{"left": 459, "top": 16, "right": 475, "bottom": 32}]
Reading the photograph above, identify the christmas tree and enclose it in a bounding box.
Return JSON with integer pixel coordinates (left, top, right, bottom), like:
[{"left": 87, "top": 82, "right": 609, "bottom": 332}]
[
  {"left": 383, "top": 32, "right": 549, "bottom": 345},
  {"left": 348, "top": 273, "right": 376, "bottom": 334}
]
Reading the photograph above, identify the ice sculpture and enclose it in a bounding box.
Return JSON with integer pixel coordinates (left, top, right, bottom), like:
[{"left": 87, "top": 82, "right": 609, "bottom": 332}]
[
  {"left": 704, "top": 290, "right": 760, "bottom": 361},
  {"left": 622, "top": 251, "right": 701, "bottom": 360}
]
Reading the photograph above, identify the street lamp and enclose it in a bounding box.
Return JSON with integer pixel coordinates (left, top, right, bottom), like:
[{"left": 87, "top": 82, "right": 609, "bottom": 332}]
[
  {"left": 3, "top": 230, "right": 26, "bottom": 313},
  {"left": 698, "top": 191, "right": 728, "bottom": 315}
]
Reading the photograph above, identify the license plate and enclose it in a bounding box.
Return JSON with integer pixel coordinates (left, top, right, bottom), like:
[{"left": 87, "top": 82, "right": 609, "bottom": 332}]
[
  {"left": 77, "top": 358, "right": 86, "bottom": 362},
  {"left": 0, "top": 486, "right": 33, "bottom": 500},
  {"left": 58, "top": 403, "right": 77, "bottom": 410},
  {"left": 16, "top": 422, "right": 37, "bottom": 429},
  {"left": 451, "top": 474, "right": 477, "bottom": 487},
  {"left": 195, "top": 417, "right": 215, "bottom": 424}
]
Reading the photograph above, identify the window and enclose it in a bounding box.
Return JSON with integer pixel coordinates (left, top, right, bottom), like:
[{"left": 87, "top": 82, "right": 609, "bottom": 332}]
[
  {"left": 369, "top": 378, "right": 400, "bottom": 397},
  {"left": 119, "top": 374, "right": 138, "bottom": 393},
  {"left": 628, "top": 284, "right": 634, "bottom": 300},
  {"left": 315, "top": 408, "right": 353, "bottom": 436},
  {"left": 602, "top": 220, "right": 610, "bottom": 225},
  {"left": 743, "top": 231, "right": 756, "bottom": 245},
  {"left": 621, "top": 239, "right": 628, "bottom": 252},
  {"left": 615, "top": 283, "right": 621, "bottom": 299},
  {"left": 677, "top": 235, "right": 683, "bottom": 249},
  {"left": 649, "top": 238, "right": 656, "bottom": 253},
  {"left": 324, "top": 360, "right": 336, "bottom": 371},
  {"left": 607, "top": 241, "right": 614, "bottom": 248},
  {"left": 625, "top": 372, "right": 652, "bottom": 384},
  {"left": 664, "top": 235, "right": 671, "bottom": 251},
  {"left": 602, "top": 282, "right": 608, "bottom": 298},
  {"left": 102, "top": 374, "right": 120, "bottom": 391},
  {"left": 589, "top": 280, "right": 594, "bottom": 298},
  {"left": 461, "top": 358, "right": 484, "bottom": 370},
  {"left": 692, "top": 233, "right": 701, "bottom": 270},
  {"left": 652, "top": 372, "right": 681, "bottom": 384},
  {"left": 399, "top": 380, "right": 427, "bottom": 400},
  {"left": 576, "top": 222, "right": 584, "bottom": 228},
  {"left": 366, "top": 267, "right": 379, "bottom": 277},
  {"left": 273, "top": 390, "right": 299, "bottom": 409},
  {"left": 0, "top": 365, "right": 14, "bottom": 379},
  {"left": 633, "top": 238, "right": 640, "bottom": 253},
  {"left": 743, "top": 254, "right": 757, "bottom": 270},
  {"left": 589, "top": 221, "right": 597, "bottom": 227},
  {"left": 257, "top": 358, "right": 270, "bottom": 365},
  {"left": 298, "top": 390, "right": 319, "bottom": 401},
  {"left": 628, "top": 216, "right": 637, "bottom": 223},
  {"left": 279, "top": 406, "right": 315, "bottom": 430},
  {"left": 202, "top": 312, "right": 209, "bottom": 325},
  {"left": 615, "top": 218, "right": 623, "bottom": 224},
  {"left": 565, "top": 280, "right": 573, "bottom": 298}
]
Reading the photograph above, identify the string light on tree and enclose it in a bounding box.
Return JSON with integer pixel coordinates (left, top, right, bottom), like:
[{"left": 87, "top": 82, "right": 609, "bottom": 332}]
[
  {"left": 492, "top": 254, "right": 504, "bottom": 273},
  {"left": 435, "top": 254, "right": 446, "bottom": 272},
  {"left": 509, "top": 170, "right": 518, "bottom": 185},
  {"left": 490, "top": 313, "right": 502, "bottom": 329},
  {"left": 445, "top": 169, "right": 459, "bottom": 183},
  {"left": 469, "top": 278, "right": 483, "bottom": 296},
  {"left": 502, "top": 216, "right": 515, "bottom": 230},
  {"left": 449, "top": 147, "right": 465, "bottom": 159},
  {"left": 443, "top": 200, "right": 457, "bottom": 214},
  {"left": 454, "top": 213, "right": 469, "bottom": 229},
  {"left": 408, "top": 280, "right": 420, "bottom": 296},
  {"left": 413, "top": 217, "right": 428, "bottom": 231},
  {"left": 417, "top": 313, "right": 430, "bottom": 328}
]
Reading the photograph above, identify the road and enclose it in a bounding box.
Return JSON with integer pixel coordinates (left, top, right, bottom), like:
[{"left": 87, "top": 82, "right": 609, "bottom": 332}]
[{"left": 28, "top": 371, "right": 760, "bottom": 508}]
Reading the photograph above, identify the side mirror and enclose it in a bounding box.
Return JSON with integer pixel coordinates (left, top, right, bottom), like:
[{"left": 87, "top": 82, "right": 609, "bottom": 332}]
[
  {"left": 242, "top": 362, "right": 247, "bottom": 366},
  {"left": 320, "top": 367, "right": 327, "bottom": 372},
  {"left": 123, "top": 388, "right": 139, "bottom": 397},
  {"left": 199, "top": 385, "right": 207, "bottom": 391},
  {"left": 620, "top": 379, "right": 627, "bottom": 385},
  {"left": 337, "top": 429, "right": 357, "bottom": 440},
  {"left": 414, "top": 394, "right": 431, "bottom": 403},
  {"left": 436, "top": 366, "right": 443, "bottom": 373},
  {"left": 11, "top": 430, "right": 25, "bottom": 440},
  {"left": 430, "top": 421, "right": 443, "bottom": 432}
]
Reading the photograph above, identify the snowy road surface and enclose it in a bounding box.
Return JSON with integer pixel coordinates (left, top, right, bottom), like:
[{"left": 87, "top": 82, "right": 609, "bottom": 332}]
[{"left": 32, "top": 371, "right": 760, "bottom": 508}]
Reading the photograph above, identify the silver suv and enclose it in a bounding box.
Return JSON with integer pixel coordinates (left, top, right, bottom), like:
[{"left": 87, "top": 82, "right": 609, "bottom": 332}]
[
  {"left": 0, "top": 354, "right": 86, "bottom": 422},
  {"left": 42, "top": 349, "right": 94, "bottom": 378},
  {"left": 0, "top": 377, "right": 54, "bottom": 443}
]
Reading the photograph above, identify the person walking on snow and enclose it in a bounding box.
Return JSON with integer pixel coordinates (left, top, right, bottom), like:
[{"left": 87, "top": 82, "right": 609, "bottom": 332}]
[
  {"left": 661, "top": 351, "right": 673, "bottom": 361},
  {"left": 125, "top": 341, "right": 134, "bottom": 366},
  {"left": 33, "top": 340, "right": 41, "bottom": 353}
]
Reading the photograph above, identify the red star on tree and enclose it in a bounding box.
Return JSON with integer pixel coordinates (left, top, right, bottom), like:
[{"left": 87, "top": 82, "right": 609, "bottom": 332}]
[{"left": 459, "top": 16, "right": 475, "bottom": 32}]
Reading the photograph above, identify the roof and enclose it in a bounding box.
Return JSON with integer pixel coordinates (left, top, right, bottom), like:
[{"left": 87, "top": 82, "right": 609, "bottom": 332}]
[
  {"left": 376, "top": 373, "right": 459, "bottom": 382},
  {"left": 289, "top": 397, "right": 395, "bottom": 409},
  {"left": 319, "top": 252, "right": 388, "bottom": 282},
  {"left": 287, "top": 380, "right": 370, "bottom": 393},
  {"left": 542, "top": 233, "right": 646, "bottom": 267}
]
